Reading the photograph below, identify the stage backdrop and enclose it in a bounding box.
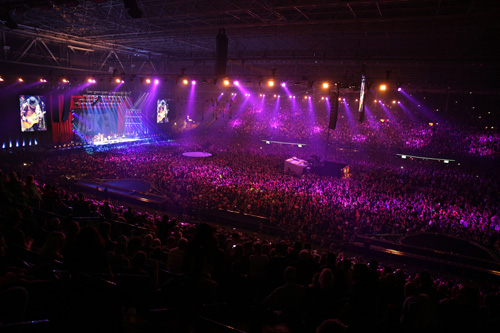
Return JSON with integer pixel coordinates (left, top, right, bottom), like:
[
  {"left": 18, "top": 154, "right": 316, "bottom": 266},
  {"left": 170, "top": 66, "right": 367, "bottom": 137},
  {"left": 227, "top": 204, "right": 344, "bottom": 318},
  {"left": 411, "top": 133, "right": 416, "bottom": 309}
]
[{"left": 50, "top": 94, "right": 74, "bottom": 144}]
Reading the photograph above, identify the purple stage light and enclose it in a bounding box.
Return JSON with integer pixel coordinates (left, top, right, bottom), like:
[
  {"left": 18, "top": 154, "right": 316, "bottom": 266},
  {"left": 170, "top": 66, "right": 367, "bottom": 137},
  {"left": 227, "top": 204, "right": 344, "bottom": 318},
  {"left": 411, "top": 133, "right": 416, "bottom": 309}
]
[
  {"left": 233, "top": 80, "right": 239, "bottom": 86},
  {"left": 155, "top": 79, "right": 160, "bottom": 84},
  {"left": 191, "top": 80, "right": 196, "bottom": 85},
  {"left": 398, "top": 87, "right": 402, "bottom": 92},
  {"left": 281, "top": 82, "right": 286, "bottom": 87}
]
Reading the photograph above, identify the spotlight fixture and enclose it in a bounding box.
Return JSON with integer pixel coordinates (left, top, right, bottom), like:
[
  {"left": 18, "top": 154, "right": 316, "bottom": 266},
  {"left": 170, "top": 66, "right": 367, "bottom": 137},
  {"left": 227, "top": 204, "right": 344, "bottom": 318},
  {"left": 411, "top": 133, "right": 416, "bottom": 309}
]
[
  {"left": 268, "top": 80, "right": 274, "bottom": 87},
  {"left": 397, "top": 87, "right": 402, "bottom": 92},
  {"left": 233, "top": 80, "right": 239, "bottom": 86},
  {"left": 0, "top": 76, "right": 4, "bottom": 82},
  {"left": 191, "top": 80, "right": 196, "bottom": 85},
  {"left": 115, "top": 78, "right": 121, "bottom": 84},
  {"left": 379, "top": 84, "right": 387, "bottom": 91},
  {"left": 322, "top": 82, "right": 329, "bottom": 89},
  {"left": 18, "top": 77, "right": 23, "bottom": 82},
  {"left": 62, "top": 78, "right": 69, "bottom": 83},
  {"left": 154, "top": 79, "right": 160, "bottom": 85},
  {"left": 145, "top": 78, "right": 151, "bottom": 84},
  {"left": 223, "top": 79, "right": 230, "bottom": 86},
  {"left": 182, "top": 79, "right": 189, "bottom": 85}
]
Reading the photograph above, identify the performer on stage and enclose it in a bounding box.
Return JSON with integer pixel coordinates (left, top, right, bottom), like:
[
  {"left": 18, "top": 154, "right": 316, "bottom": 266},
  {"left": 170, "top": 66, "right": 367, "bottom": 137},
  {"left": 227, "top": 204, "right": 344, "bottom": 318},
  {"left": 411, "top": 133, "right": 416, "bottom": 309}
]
[
  {"left": 21, "top": 96, "right": 46, "bottom": 132},
  {"left": 157, "top": 99, "right": 169, "bottom": 123}
]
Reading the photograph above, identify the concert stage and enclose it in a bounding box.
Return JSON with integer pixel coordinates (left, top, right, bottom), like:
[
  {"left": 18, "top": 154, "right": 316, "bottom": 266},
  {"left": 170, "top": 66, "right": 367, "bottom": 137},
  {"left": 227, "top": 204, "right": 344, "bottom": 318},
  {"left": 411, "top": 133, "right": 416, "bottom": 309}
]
[
  {"left": 75, "top": 179, "right": 168, "bottom": 205},
  {"left": 91, "top": 136, "right": 146, "bottom": 146},
  {"left": 82, "top": 135, "right": 157, "bottom": 152}
]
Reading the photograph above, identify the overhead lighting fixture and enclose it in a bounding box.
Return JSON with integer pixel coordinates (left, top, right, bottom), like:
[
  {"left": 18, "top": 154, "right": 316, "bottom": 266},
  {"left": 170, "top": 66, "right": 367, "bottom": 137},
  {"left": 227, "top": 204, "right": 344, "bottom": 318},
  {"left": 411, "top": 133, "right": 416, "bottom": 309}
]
[
  {"left": 268, "top": 80, "right": 274, "bottom": 87},
  {"left": 379, "top": 84, "right": 387, "bottom": 91},
  {"left": 182, "top": 79, "right": 189, "bottom": 85},
  {"left": 223, "top": 79, "right": 230, "bottom": 86},
  {"left": 322, "top": 82, "right": 329, "bottom": 89}
]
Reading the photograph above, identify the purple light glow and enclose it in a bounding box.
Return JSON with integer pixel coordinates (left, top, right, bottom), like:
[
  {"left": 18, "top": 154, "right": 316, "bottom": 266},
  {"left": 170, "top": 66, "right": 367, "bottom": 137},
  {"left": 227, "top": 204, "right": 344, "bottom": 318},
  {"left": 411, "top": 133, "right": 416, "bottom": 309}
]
[
  {"left": 281, "top": 82, "right": 286, "bottom": 87},
  {"left": 229, "top": 119, "right": 242, "bottom": 127},
  {"left": 155, "top": 79, "right": 160, "bottom": 85},
  {"left": 233, "top": 81, "right": 239, "bottom": 86},
  {"left": 191, "top": 80, "right": 196, "bottom": 85},
  {"left": 398, "top": 87, "right": 402, "bottom": 92},
  {"left": 270, "top": 121, "right": 280, "bottom": 129}
]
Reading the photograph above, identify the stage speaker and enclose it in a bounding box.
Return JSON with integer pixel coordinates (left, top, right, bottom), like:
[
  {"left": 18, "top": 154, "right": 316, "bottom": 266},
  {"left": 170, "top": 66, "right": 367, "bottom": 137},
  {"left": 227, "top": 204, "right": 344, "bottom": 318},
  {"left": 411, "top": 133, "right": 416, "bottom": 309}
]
[
  {"left": 329, "top": 92, "right": 339, "bottom": 130},
  {"left": 215, "top": 28, "right": 228, "bottom": 77},
  {"left": 61, "top": 95, "right": 71, "bottom": 122},
  {"left": 359, "top": 108, "right": 365, "bottom": 123}
]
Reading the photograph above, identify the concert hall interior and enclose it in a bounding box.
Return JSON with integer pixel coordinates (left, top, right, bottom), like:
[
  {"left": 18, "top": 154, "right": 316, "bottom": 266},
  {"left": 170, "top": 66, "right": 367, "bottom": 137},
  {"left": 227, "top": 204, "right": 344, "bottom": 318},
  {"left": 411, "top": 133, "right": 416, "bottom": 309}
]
[{"left": 1, "top": 1, "right": 500, "bottom": 332}]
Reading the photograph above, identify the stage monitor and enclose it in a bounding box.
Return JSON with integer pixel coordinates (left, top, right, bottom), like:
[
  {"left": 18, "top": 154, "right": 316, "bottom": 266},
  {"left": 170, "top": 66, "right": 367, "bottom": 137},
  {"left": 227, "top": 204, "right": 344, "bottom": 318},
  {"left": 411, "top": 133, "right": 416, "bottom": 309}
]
[
  {"left": 157, "top": 99, "right": 169, "bottom": 123},
  {"left": 20, "top": 95, "right": 47, "bottom": 132}
]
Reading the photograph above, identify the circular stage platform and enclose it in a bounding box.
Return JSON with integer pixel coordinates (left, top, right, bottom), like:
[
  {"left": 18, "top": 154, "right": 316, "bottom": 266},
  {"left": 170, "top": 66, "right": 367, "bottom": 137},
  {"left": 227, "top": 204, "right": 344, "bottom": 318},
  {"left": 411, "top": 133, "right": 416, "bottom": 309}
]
[{"left": 182, "top": 151, "right": 212, "bottom": 158}]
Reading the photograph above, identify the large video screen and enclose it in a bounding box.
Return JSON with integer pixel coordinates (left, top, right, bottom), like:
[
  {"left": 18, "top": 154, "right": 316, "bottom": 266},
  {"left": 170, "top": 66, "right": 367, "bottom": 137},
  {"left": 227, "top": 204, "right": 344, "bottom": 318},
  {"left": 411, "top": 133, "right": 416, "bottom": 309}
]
[
  {"left": 20, "top": 95, "right": 47, "bottom": 132},
  {"left": 157, "top": 99, "right": 169, "bottom": 123}
]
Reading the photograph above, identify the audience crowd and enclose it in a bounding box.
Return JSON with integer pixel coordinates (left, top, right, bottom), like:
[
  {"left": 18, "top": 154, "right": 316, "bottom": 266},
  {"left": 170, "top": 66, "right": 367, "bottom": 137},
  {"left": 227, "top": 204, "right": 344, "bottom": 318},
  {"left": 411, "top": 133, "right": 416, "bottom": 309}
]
[
  {"left": 1, "top": 90, "right": 500, "bottom": 332},
  {"left": 1, "top": 166, "right": 500, "bottom": 332},
  {"left": 196, "top": 91, "right": 500, "bottom": 159}
]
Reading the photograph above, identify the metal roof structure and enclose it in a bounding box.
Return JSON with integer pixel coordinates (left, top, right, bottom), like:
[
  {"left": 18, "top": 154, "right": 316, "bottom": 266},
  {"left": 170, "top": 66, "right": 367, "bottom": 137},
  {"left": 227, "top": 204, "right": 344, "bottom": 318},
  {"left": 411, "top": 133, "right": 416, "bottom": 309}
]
[{"left": 1, "top": 0, "right": 499, "bottom": 90}]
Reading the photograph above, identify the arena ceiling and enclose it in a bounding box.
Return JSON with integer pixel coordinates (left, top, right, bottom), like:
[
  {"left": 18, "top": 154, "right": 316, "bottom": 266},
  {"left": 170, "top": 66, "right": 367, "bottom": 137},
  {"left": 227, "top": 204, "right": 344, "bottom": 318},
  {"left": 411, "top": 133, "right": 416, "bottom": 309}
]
[{"left": 1, "top": 0, "right": 499, "bottom": 91}]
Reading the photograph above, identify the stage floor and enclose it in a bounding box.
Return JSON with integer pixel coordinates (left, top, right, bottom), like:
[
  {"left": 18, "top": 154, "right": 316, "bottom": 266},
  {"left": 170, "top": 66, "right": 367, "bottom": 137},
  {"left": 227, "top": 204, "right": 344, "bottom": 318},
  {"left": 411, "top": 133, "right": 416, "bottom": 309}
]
[{"left": 91, "top": 137, "right": 145, "bottom": 146}]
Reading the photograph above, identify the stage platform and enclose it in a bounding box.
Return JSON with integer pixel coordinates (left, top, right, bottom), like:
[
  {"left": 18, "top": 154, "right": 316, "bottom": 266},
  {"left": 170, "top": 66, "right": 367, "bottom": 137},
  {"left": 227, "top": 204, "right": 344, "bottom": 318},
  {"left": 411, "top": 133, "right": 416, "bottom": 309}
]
[
  {"left": 75, "top": 179, "right": 167, "bottom": 205},
  {"left": 91, "top": 137, "right": 146, "bottom": 146},
  {"left": 81, "top": 136, "right": 156, "bottom": 152}
]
